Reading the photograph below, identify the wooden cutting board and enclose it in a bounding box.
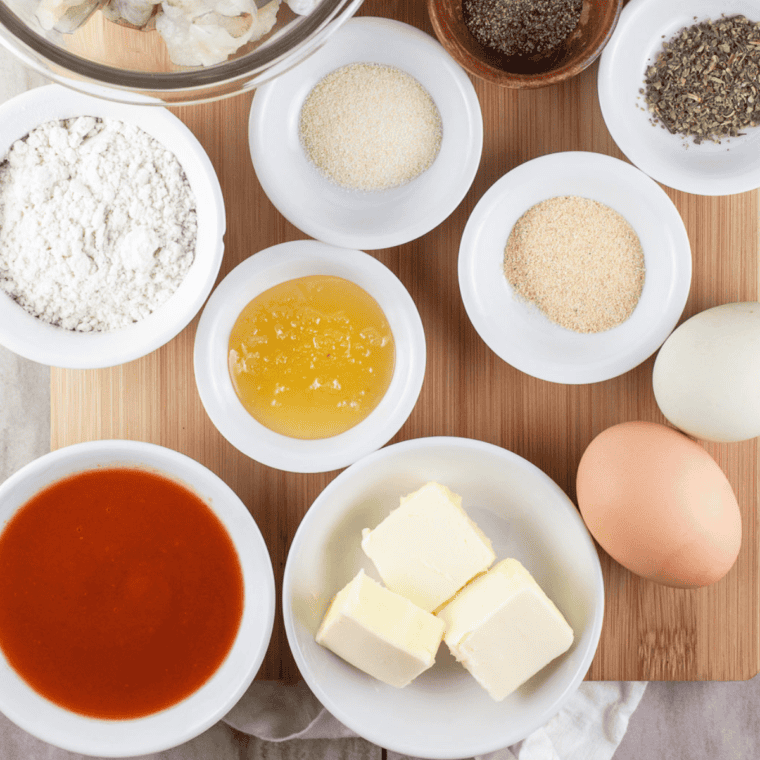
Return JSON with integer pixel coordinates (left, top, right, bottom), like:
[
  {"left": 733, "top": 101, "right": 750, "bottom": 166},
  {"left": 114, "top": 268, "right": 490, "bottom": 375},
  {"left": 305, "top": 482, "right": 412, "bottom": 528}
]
[{"left": 51, "top": 1, "right": 760, "bottom": 683}]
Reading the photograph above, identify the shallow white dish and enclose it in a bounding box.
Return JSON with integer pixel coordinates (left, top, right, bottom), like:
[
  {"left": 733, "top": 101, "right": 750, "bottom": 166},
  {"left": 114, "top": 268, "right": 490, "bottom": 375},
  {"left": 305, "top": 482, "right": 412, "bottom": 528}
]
[
  {"left": 458, "top": 151, "right": 692, "bottom": 385},
  {"left": 194, "top": 240, "right": 426, "bottom": 473},
  {"left": 598, "top": 0, "right": 760, "bottom": 195},
  {"left": 0, "top": 440, "right": 275, "bottom": 758},
  {"left": 283, "top": 436, "right": 604, "bottom": 758},
  {"left": 0, "top": 85, "right": 225, "bottom": 369},
  {"left": 249, "top": 17, "right": 483, "bottom": 250}
]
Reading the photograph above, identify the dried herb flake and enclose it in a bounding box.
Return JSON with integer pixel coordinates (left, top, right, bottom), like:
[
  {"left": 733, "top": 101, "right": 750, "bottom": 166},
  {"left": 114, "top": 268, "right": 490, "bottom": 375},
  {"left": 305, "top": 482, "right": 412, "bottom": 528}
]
[{"left": 643, "top": 15, "right": 760, "bottom": 144}]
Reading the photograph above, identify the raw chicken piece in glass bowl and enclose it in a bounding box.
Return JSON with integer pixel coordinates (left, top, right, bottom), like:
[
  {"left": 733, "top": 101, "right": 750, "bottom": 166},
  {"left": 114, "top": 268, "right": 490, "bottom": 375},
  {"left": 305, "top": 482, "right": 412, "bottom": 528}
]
[{"left": 0, "top": 0, "right": 363, "bottom": 104}]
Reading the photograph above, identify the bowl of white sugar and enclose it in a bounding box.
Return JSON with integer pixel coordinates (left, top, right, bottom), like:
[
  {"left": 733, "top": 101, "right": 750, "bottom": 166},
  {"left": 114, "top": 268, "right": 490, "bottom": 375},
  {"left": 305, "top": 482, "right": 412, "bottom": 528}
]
[
  {"left": 0, "top": 85, "right": 225, "bottom": 369},
  {"left": 458, "top": 151, "right": 692, "bottom": 384},
  {"left": 249, "top": 17, "right": 483, "bottom": 251}
]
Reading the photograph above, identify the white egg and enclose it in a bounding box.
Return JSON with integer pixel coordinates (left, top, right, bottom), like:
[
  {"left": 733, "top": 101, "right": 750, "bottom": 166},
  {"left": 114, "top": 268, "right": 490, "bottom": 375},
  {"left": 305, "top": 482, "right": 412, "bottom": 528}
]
[{"left": 653, "top": 302, "right": 760, "bottom": 442}]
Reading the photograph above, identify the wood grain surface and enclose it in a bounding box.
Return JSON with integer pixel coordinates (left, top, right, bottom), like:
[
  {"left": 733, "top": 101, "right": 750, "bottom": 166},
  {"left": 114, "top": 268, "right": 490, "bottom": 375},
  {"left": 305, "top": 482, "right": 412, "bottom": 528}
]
[{"left": 51, "top": 0, "right": 760, "bottom": 682}]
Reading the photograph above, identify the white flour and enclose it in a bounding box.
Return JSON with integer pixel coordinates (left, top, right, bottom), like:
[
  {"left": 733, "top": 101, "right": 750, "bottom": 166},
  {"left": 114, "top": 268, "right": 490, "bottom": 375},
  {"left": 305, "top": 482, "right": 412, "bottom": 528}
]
[{"left": 0, "top": 116, "right": 197, "bottom": 332}]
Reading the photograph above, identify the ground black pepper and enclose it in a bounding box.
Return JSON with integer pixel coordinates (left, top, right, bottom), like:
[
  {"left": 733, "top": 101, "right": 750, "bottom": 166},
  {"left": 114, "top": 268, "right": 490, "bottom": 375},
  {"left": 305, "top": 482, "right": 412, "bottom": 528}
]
[
  {"left": 463, "top": 0, "right": 583, "bottom": 59},
  {"left": 642, "top": 15, "right": 760, "bottom": 144}
]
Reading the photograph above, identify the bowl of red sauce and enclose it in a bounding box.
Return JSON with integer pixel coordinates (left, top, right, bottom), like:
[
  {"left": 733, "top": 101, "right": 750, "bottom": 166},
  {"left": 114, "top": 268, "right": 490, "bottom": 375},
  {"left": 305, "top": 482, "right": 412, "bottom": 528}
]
[{"left": 0, "top": 440, "right": 275, "bottom": 757}]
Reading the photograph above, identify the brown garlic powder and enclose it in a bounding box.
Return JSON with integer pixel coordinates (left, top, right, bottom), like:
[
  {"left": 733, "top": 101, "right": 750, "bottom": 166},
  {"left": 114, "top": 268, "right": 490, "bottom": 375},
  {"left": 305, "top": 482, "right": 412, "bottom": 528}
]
[{"left": 503, "top": 196, "right": 645, "bottom": 334}]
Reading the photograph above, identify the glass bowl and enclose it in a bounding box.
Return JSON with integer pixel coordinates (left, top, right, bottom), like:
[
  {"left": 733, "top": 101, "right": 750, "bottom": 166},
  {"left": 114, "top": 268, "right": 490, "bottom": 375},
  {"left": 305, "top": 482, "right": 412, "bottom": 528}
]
[{"left": 0, "top": 0, "right": 363, "bottom": 104}]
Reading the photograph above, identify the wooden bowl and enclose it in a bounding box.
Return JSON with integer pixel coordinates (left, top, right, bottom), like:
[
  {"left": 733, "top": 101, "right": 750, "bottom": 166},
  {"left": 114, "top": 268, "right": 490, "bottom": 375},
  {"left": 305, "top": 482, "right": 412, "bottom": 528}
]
[{"left": 427, "top": 0, "right": 624, "bottom": 88}]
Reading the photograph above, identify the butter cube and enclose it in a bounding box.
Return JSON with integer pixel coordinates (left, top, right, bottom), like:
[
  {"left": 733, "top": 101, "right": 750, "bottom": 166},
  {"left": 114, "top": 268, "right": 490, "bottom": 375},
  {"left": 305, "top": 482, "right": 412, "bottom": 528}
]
[
  {"left": 437, "top": 558, "right": 574, "bottom": 701},
  {"left": 316, "top": 570, "right": 445, "bottom": 688},
  {"left": 361, "top": 482, "right": 495, "bottom": 612}
]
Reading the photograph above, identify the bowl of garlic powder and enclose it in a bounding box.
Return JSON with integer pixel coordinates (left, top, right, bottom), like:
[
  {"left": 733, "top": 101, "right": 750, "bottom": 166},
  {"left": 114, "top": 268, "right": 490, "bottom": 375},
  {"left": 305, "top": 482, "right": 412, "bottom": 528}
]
[
  {"left": 458, "top": 151, "right": 692, "bottom": 385},
  {"left": 0, "top": 84, "right": 225, "bottom": 369}
]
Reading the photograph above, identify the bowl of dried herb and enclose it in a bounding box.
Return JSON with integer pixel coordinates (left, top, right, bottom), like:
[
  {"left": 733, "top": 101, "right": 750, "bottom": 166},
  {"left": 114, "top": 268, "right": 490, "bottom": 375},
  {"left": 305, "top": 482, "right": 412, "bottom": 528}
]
[
  {"left": 426, "top": 0, "right": 623, "bottom": 88},
  {"left": 598, "top": 0, "right": 760, "bottom": 195}
]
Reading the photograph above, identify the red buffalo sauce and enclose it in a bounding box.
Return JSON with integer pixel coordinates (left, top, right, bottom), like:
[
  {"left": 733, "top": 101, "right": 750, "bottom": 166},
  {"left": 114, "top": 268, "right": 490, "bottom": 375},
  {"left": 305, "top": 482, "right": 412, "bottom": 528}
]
[{"left": 0, "top": 468, "right": 244, "bottom": 719}]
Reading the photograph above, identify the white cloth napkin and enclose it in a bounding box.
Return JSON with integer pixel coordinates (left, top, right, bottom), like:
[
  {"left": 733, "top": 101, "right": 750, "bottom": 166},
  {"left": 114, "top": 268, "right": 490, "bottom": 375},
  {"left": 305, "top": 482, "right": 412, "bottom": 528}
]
[
  {"left": 0, "top": 675, "right": 645, "bottom": 759},
  {"left": 0, "top": 42, "right": 647, "bottom": 760},
  {"left": 224, "top": 680, "right": 647, "bottom": 760}
]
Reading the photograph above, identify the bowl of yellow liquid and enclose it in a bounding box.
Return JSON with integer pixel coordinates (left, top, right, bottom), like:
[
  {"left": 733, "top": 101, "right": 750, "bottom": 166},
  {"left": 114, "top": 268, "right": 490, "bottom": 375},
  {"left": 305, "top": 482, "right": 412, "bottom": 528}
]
[{"left": 194, "top": 240, "right": 426, "bottom": 473}]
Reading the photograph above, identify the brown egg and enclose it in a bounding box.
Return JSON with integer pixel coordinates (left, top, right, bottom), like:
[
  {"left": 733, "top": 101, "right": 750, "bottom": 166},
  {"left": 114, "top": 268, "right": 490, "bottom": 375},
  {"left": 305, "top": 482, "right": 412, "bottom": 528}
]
[{"left": 576, "top": 421, "right": 741, "bottom": 588}]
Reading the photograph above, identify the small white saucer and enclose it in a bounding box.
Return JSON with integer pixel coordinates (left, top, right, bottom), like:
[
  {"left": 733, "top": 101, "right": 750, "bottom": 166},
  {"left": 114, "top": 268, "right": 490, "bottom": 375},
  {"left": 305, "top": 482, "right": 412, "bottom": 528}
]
[
  {"left": 283, "top": 436, "right": 604, "bottom": 758},
  {"left": 249, "top": 17, "right": 483, "bottom": 250},
  {"left": 193, "top": 240, "right": 426, "bottom": 473},
  {"left": 598, "top": 0, "right": 760, "bottom": 195},
  {"left": 458, "top": 151, "right": 692, "bottom": 385}
]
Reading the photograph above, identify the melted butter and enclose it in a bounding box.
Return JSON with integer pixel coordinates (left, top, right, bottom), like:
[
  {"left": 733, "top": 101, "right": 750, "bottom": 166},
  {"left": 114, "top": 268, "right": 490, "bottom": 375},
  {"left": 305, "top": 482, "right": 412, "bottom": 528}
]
[{"left": 228, "top": 275, "right": 396, "bottom": 439}]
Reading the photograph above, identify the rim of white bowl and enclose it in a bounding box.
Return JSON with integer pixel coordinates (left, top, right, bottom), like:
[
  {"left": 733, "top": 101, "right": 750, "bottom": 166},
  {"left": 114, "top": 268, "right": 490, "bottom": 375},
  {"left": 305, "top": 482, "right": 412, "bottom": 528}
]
[
  {"left": 193, "top": 240, "right": 427, "bottom": 473},
  {"left": 598, "top": 0, "right": 760, "bottom": 195},
  {"left": 248, "top": 17, "right": 484, "bottom": 250},
  {"left": 458, "top": 151, "right": 692, "bottom": 384},
  {"left": 0, "top": 85, "right": 225, "bottom": 369},
  {"left": 282, "top": 435, "right": 605, "bottom": 758},
  {"left": 0, "top": 440, "right": 274, "bottom": 757}
]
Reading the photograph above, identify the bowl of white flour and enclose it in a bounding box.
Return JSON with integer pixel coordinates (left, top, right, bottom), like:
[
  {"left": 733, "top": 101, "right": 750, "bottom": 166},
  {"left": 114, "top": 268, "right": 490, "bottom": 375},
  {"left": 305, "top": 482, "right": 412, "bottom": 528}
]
[{"left": 0, "top": 84, "right": 225, "bottom": 368}]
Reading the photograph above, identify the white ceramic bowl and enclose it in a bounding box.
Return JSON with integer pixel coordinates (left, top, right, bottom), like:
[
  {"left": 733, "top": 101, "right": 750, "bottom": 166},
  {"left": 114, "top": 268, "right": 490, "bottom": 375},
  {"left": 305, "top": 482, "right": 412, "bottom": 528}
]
[
  {"left": 0, "top": 440, "right": 275, "bottom": 758},
  {"left": 598, "top": 0, "right": 760, "bottom": 195},
  {"left": 458, "top": 151, "right": 692, "bottom": 385},
  {"left": 194, "top": 240, "right": 426, "bottom": 473},
  {"left": 283, "top": 436, "right": 604, "bottom": 758},
  {"left": 0, "top": 85, "right": 225, "bottom": 368},
  {"left": 249, "top": 17, "right": 483, "bottom": 250}
]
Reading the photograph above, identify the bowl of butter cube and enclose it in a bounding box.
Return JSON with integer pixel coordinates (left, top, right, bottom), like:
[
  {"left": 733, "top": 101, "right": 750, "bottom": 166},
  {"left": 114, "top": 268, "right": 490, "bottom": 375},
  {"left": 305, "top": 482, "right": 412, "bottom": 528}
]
[{"left": 283, "top": 436, "right": 604, "bottom": 758}]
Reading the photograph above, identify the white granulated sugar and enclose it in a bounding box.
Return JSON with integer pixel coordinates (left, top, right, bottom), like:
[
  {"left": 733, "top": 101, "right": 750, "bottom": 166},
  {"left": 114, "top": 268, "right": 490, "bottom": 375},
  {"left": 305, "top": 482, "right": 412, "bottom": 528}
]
[
  {"left": 299, "top": 63, "right": 443, "bottom": 192},
  {"left": 0, "top": 116, "right": 197, "bottom": 332}
]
